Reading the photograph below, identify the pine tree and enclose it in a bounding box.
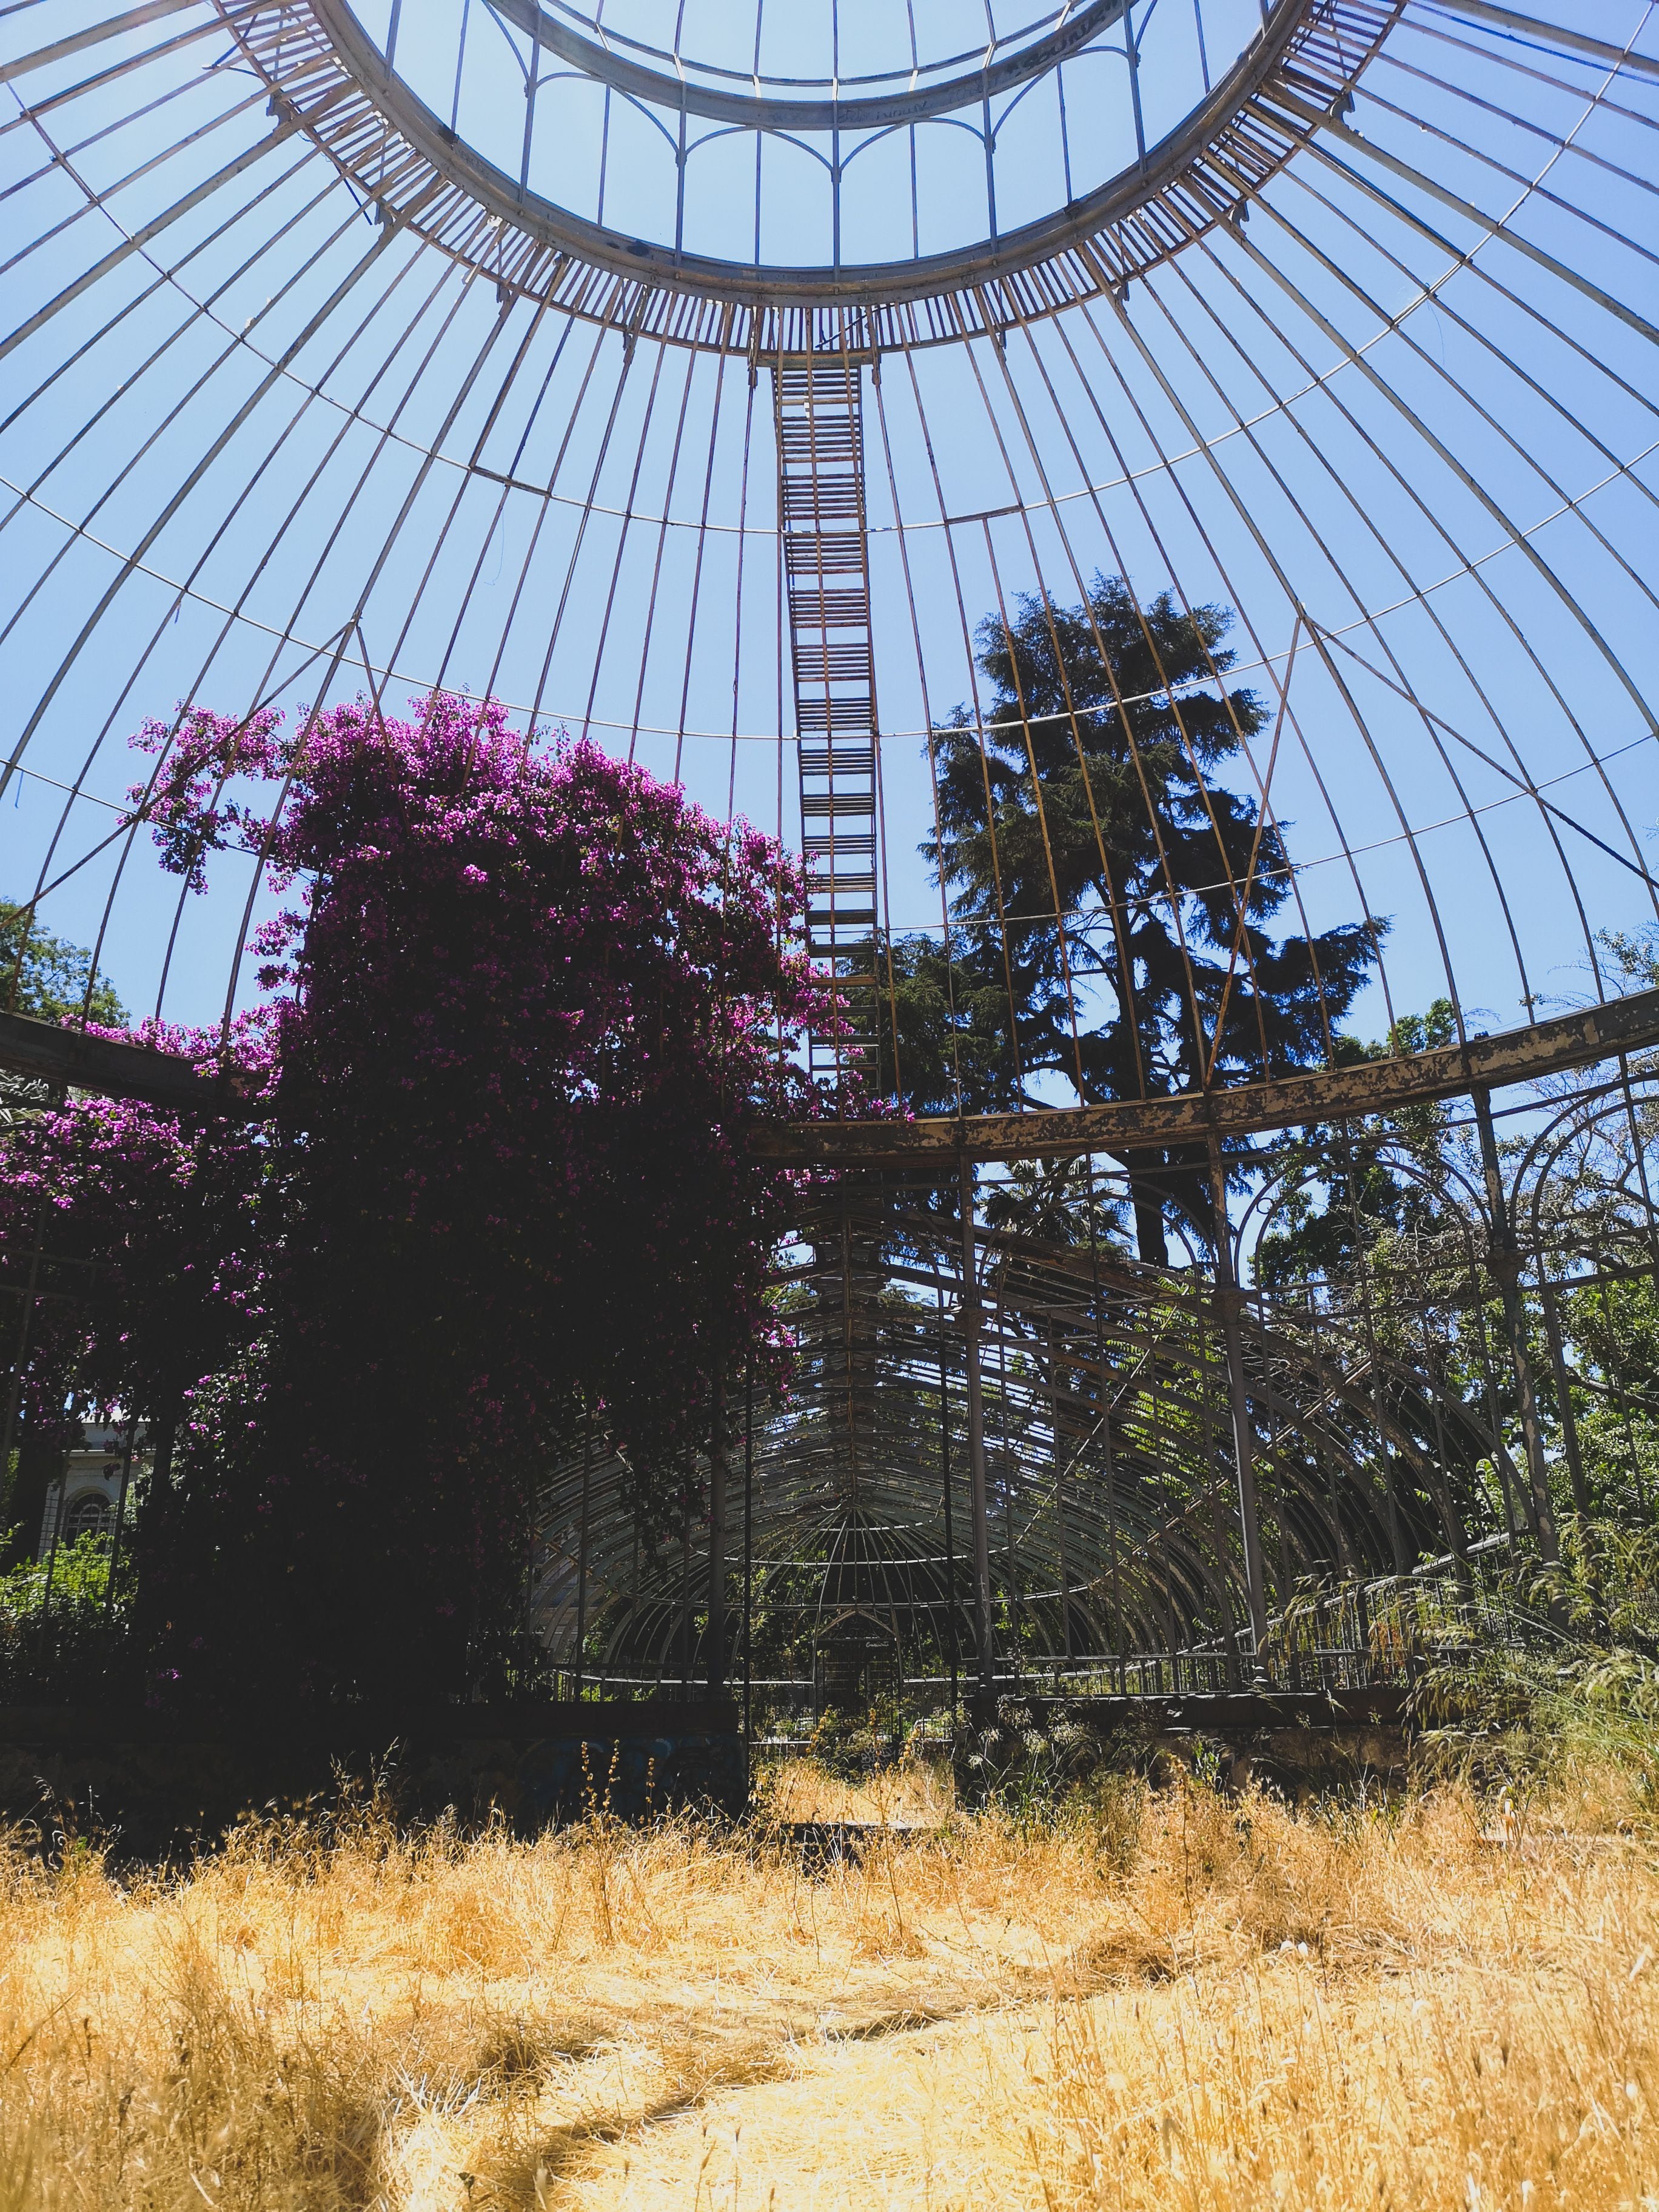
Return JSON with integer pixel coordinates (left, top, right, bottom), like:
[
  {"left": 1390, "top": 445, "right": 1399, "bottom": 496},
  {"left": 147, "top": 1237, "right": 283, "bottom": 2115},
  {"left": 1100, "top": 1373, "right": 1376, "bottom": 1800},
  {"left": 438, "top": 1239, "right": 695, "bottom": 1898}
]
[{"left": 893, "top": 575, "right": 1379, "bottom": 1263}]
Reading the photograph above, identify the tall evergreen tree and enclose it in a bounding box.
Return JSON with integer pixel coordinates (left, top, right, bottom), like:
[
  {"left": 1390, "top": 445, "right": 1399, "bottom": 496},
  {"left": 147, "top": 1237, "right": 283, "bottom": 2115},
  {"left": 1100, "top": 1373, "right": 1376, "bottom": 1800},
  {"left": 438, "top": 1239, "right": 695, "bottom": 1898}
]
[{"left": 891, "top": 575, "right": 1379, "bottom": 1263}]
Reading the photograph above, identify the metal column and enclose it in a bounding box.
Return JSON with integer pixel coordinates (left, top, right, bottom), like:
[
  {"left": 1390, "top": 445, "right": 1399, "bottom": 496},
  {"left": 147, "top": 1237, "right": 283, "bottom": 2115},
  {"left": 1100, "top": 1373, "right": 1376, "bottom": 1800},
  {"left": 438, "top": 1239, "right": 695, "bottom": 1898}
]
[
  {"left": 959, "top": 1156, "right": 996, "bottom": 1697},
  {"left": 1472, "top": 1087, "right": 1561, "bottom": 1565},
  {"left": 706, "top": 1371, "right": 728, "bottom": 1697},
  {"left": 1208, "top": 1138, "right": 1270, "bottom": 1661}
]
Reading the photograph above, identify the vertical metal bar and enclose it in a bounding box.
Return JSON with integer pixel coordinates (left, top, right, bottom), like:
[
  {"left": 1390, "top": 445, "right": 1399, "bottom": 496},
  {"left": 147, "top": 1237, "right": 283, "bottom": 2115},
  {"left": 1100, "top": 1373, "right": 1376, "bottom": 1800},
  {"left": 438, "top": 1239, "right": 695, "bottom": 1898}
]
[
  {"left": 1201, "top": 1322, "right": 1241, "bottom": 1689},
  {"left": 743, "top": 1358, "right": 754, "bottom": 1744},
  {"left": 679, "top": 1472, "right": 693, "bottom": 1702},
  {"left": 1472, "top": 1087, "right": 1560, "bottom": 1563},
  {"left": 1153, "top": 1359, "right": 1181, "bottom": 1683},
  {"left": 1048, "top": 1320, "right": 1070, "bottom": 1666},
  {"left": 102, "top": 1416, "right": 138, "bottom": 1629},
  {"left": 450, "top": 0, "right": 470, "bottom": 133},
  {"left": 1337, "top": 1122, "right": 1409, "bottom": 1577},
  {"left": 574, "top": 1415, "right": 593, "bottom": 1699},
  {"left": 520, "top": 5, "right": 540, "bottom": 192},
  {"left": 1208, "top": 1136, "right": 1270, "bottom": 1664},
  {"left": 752, "top": 1, "right": 764, "bottom": 263},
  {"left": 0, "top": 1207, "right": 47, "bottom": 1543},
  {"left": 1469, "top": 1267, "right": 1526, "bottom": 1545},
  {"left": 1617, "top": 1054, "right": 1659, "bottom": 1276},
  {"left": 1413, "top": 1299, "right": 1470, "bottom": 1589},
  {"left": 626, "top": 1512, "right": 641, "bottom": 1699},
  {"left": 981, "top": 88, "right": 997, "bottom": 247},
  {"left": 36, "top": 1444, "right": 67, "bottom": 1654},
  {"left": 1537, "top": 1278, "right": 1590, "bottom": 1523},
  {"left": 674, "top": 91, "right": 688, "bottom": 262},
  {"left": 1600, "top": 1279, "right": 1649, "bottom": 1518},
  {"left": 999, "top": 1312, "right": 1019, "bottom": 1691},
  {"left": 1193, "top": 0, "right": 1211, "bottom": 90},
  {"left": 706, "top": 1370, "right": 728, "bottom": 1698},
  {"left": 1304, "top": 1290, "right": 1350, "bottom": 1575},
  {"left": 1084, "top": 1162, "right": 1128, "bottom": 1690},
  {"left": 938, "top": 1295, "right": 960, "bottom": 1714},
  {"left": 1056, "top": 62, "right": 1074, "bottom": 204},
  {"left": 1125, "top": 1, "right": 1147, "bottom": 167},
  {"left": 597, "top": 82, "right": 612, "bottom": 225},
  {"left": 959, "top": 1155, "right": 994, "bottom": 1698},
  {"left": 831, "top": 0, "right": 841, "bottom": 270}
]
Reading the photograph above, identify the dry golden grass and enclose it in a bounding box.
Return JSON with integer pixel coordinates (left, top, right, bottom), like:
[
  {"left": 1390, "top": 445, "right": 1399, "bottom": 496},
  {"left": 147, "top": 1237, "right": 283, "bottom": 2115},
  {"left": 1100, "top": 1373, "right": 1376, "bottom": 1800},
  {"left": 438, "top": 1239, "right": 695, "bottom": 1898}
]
[{"left": 1, "top": 1758, "right": 1656, "bottom": 2210}]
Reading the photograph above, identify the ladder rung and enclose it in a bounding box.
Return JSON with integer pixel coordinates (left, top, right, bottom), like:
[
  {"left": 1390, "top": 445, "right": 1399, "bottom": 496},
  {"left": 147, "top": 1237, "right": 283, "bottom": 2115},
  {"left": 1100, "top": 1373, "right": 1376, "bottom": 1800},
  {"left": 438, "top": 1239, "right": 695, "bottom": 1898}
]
[
  {"left": 784, "top": 535, "right": 865, "bottom": 575},
  {"left": 794, "top": 644, "right": 874, "bottom": 682},
  {"left": 777, "top": 377, "right": 860, "bottom": 406},
  {"left": 788, "top": 589, "right": 871, "bottom": 631},
  {"left": 780, "top": 427, "right": 859, "bottom": 464},
  {"left": 801, "top": 791, "right": 874, "bottom": 816},
  {"left": 798, "top": 745, "right": 875, "bottom": 774},
  {"left": 782, "top": 483, "right": 863, "bottom": 525},
  {"left": 797, "top": 699, "right": 876, "bottom": 731},
  {"left": 777, "top": 361, "right": 863, "bottom": 395}
]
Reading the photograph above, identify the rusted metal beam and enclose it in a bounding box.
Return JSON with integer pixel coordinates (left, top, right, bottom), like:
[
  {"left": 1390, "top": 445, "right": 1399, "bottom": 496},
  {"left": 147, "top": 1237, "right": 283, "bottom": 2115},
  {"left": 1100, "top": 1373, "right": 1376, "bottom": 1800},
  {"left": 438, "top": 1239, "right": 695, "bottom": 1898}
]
[
  {"left": 752, "top": 990, "right": 1659, "bottom": 1165},
  {"left": 0, "top": 1010, "right": 258, "bottom": 1116},
  {"left": 8, "top": 988, "right": 1657, "bottom": 1153}
]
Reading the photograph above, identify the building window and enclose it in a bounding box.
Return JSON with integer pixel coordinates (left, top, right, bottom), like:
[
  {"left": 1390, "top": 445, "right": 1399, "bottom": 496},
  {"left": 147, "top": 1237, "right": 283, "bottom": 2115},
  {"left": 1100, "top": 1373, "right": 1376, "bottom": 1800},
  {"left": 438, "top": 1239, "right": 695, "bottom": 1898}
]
[{"left": 64, "top": 1493, "right": 112, "bottom": 1545}]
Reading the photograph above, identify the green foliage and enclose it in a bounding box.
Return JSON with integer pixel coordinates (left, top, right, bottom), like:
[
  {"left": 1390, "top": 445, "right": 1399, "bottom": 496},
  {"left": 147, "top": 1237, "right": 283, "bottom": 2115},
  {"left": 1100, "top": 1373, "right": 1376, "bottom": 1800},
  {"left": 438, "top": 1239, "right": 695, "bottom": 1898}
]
[
  {"left": 0, "top": 1526, "right": 123, "bottom": 1614},
  {"left": 1254, "top": 997, "right": 1462, "bottom": 1294},
  {"left": 1416, "top": 1524, "right": 1659, "bottom": 1814},
  {"left": 0, "top": 1530, "right": 133, "bottom": 1703},
  {"left": 980, "top": 1156, "right": 1128, "bottom": 1249},
  {"left": 805, "top": 1703, "right": 903, "bottom": 1783},
  {"left": 890, "top": 577, "right": 1379, "bottom": 1261},
  {"left": 1600, "top": 923, "right": 1659, "bottom": 994},
  {"left": 956, "top": 1707, "right": 1156, "bottom": 1853},
  {"left": 1, "top": 899, "right": 128, "bottom": 1125},
  {"left": 1557, "top": 1276, "right": 1659, "bottom": 1523},
  {"left": 0, "top": 900, "right": 126, "bottom": 1028}
]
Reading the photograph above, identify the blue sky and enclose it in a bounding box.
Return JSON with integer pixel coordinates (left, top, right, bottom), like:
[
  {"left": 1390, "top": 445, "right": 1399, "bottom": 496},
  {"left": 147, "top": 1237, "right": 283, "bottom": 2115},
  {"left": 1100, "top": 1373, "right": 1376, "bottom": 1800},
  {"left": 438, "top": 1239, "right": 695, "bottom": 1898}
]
[{"left": 1, "top": 0, "right": 1655, "bottom": 1067}]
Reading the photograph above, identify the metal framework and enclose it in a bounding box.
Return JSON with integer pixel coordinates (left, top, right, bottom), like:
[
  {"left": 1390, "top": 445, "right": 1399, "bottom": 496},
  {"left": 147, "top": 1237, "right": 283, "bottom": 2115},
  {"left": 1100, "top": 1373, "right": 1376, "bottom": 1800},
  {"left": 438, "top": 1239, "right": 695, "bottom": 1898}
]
[
  {"left": 534, "top": 1058, "right": 1659, "bottom": 1708},
  {"left": 190, "top": 0, "right": 1395, "bottom": 340},
  {"left": 2, "top": 0, "right": 1657, "bottom": 1708}
]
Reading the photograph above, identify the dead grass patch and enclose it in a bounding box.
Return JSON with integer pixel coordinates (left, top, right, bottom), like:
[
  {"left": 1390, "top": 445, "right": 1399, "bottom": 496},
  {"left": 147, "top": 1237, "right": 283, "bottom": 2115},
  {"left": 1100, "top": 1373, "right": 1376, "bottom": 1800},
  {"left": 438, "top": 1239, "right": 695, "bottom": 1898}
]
[{"left": 0, "top": 1762, "right": 1654, "bottom": 2208}]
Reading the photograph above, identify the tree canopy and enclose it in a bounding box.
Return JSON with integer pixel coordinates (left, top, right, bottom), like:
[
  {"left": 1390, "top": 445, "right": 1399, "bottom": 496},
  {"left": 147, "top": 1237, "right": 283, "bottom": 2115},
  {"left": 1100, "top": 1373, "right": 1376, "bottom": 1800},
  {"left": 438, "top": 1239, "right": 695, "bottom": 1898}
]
[
  {"left": 885, "top": 576, "right": 1379, "bottom": 1261},
  {"left": 1, "top": 902, "right": 126, "bottom": 1029}
]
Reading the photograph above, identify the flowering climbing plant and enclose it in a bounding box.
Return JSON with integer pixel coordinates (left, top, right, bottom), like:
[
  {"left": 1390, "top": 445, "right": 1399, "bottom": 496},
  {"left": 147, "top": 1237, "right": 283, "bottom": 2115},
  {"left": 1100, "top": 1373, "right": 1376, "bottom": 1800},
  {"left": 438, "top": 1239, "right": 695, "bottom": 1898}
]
[{"left": 2, "top": 692, "right": 831, "bottom": 1704}]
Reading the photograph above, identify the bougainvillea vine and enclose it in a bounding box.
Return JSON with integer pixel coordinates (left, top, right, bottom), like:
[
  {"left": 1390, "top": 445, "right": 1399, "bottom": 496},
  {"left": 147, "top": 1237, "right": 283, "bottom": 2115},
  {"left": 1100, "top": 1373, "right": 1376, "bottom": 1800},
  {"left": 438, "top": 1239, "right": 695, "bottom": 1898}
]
[{"left": 1, "top": 693, "right": 833, "bottom": 1704}]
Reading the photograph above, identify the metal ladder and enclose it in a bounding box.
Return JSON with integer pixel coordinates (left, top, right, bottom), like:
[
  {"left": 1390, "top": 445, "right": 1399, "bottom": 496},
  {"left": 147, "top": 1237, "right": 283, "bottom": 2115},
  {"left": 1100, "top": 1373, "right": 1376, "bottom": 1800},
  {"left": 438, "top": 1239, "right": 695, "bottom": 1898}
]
[{"left": 773, "top": 353, "right": 881, "bottom": 1098}]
